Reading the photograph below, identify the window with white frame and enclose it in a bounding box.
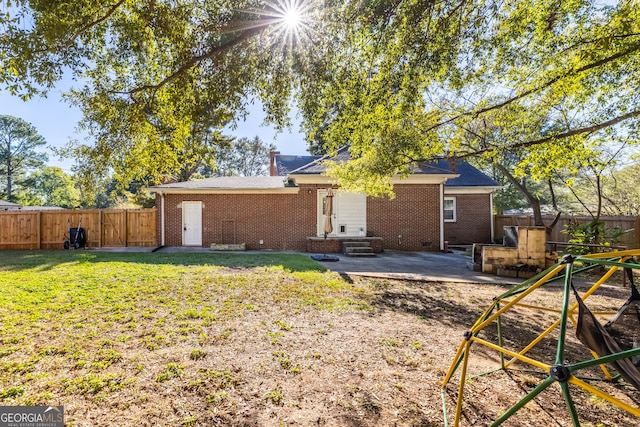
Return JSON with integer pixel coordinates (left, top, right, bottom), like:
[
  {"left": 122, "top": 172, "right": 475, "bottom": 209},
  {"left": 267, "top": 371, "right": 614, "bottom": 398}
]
[{"left": 444, "top": 197, "right": 456, "bottom": 222}]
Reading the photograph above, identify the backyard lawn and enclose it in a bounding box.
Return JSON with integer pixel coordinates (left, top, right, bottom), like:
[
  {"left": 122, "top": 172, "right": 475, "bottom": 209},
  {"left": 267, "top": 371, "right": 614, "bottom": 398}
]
[{"left": 0, "top": 251, "right": 638, "bottom": 426}]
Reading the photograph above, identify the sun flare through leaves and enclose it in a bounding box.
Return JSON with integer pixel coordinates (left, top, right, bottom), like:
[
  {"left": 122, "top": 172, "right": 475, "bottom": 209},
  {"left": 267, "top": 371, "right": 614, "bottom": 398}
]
[
  {"left": 235, "top": 0, "right": 319, "bottom": 53},
  {"left": 282, "top": 2, "right": 302, "bottom": 30}
]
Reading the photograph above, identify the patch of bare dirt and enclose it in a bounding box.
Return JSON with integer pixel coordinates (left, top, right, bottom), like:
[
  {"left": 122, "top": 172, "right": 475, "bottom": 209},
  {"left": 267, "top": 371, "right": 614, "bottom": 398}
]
[{"left": 53, "top": 277, "right": 637, "bottom": 426}]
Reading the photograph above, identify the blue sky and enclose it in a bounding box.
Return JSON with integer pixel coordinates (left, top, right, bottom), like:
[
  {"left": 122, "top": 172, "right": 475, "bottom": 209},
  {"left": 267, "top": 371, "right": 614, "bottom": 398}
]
[{"left": 0, "top": 87, "right": 309, "bottom": 173}]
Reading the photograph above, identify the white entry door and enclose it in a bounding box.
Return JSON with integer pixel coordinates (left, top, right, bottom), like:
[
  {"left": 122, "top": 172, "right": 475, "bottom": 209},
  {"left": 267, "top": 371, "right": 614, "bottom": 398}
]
[
  {"left": 317, "top": 190, "right": 366, "bottom": 237},
  {"left": 182, "top": 201, "right": 203, "bottom": 246}
]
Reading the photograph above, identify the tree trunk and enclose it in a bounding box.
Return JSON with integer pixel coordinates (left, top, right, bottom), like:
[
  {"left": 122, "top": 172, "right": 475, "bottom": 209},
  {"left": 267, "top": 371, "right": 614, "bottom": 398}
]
[
  {"left": 6, "top": 170, "right": 12, "bottom": 202},
  {"left": 495, "top": 164, "right": 545, "bottom": 225},
  {"left": 495, "top": 164, "right": 560, "bottom": 239}
]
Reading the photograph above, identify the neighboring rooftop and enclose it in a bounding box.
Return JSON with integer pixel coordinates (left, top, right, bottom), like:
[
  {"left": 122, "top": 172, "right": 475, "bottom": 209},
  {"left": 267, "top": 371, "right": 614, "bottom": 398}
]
[
  {"left": 19, "top": 206, "right": 65, "bottom": 210},
  {"left": 0, "top": 200, "right": 21, "bottom": 210}
]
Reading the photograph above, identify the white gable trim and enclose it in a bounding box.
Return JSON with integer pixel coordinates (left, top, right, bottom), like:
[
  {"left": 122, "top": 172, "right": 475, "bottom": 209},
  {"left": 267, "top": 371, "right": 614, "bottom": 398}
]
[
  {"left": 149, "top": 188, "right": 299, "bottom": 195},
  {"left": 290, "top": 175, "right": 334, "bottom": 185},
  {"left": 290, "top": 174, "right": 455, "bottom": 186},
  {"left": 444, "top": 186, "right": 499, "bottom": 195}
]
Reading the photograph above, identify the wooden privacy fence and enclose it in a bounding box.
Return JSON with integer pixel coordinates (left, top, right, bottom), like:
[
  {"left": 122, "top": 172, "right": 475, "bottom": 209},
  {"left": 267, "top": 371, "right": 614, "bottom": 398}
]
[
  {"left": 0, "top": 209, "right": 157, "bottom": 250},
  {"left": 494, "top": 214, "right": 640, "bottom": 248}
]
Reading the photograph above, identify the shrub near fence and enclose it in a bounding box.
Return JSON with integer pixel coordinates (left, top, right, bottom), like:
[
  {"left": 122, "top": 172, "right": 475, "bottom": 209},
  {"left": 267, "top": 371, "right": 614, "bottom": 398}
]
[
  {"left": 0, "top": 209, "right": 156, "bottom": 250},
  {"left": 494, "top": 215, "right": 640, "bottom": 248}
]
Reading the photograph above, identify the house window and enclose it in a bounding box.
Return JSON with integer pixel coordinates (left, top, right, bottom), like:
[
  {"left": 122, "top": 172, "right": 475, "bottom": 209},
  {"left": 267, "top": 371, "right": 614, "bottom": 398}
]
[{"left": 444, "top": 197, "right": 456, "bottom": 222}]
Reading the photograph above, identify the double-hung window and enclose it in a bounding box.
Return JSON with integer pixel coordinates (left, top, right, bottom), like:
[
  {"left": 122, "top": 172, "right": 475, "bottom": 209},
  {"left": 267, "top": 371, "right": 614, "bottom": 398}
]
[{"left": 444, "top": 197, "right": 456, "bottom": 222}]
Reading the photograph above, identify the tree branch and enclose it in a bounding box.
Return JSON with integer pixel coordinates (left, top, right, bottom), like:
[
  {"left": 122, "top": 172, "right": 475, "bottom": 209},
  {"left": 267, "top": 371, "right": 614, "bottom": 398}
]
[
  {"left": 420, "top": 41, "right": 640, "bottom": 134},
  {"left": 494, "top": 162, "right": 544, "bottom": 226},
  {"left": 455, "top": 109, "right": 640, "bottom": 159},
  {"left": 561, "top": 174, "right": 596, "bottom": 219},
  {"left": 64, "top": 1, "right": 126, "bottom": 49},
  {"left": 115, "top": 25, "right": 265, "bottom": 97},
  {"left": 33, "top": 0, "right": 126, "bottom": 53}
]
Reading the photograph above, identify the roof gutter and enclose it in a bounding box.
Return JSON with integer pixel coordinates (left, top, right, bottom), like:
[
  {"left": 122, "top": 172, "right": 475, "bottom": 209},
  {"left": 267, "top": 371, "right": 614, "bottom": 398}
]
[{"left": 145, "top": 187, "right": 299, "bottom": 195}]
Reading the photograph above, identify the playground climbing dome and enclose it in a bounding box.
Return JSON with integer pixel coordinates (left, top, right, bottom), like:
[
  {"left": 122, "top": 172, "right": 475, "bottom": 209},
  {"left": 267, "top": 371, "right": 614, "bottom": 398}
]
[{"left": 441, "top": 249, "right": 640, "bottom": 426}]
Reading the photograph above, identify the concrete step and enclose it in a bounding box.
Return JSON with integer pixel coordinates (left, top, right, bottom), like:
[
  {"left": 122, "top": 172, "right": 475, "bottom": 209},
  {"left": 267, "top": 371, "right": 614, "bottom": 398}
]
[
  {"left": 344, "top": 246, "right": 377, "bottom": 257},
  {"left": 342, "top": 241, "right": 372, "bottom": 248}
]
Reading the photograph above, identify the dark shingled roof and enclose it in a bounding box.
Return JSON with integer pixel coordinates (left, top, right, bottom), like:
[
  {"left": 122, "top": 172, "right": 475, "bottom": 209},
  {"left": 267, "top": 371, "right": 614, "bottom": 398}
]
[
  {"left": 274, "top": 154, "right": 321, "bottom": 176},
  {"left": 434, "top": 159, "right": 500, "bottom": 187},
  {"left": 275, "top": 147, "right": 352, "bottom": 175},
  {"left": 410, "top": 161, "right": 459, "bottom": 176},
  {"left": 275, "top": 147, "right": 499, "bottom": 187},
  {"left": 285, "top": 147, "right": 458, "bottom": 176}
]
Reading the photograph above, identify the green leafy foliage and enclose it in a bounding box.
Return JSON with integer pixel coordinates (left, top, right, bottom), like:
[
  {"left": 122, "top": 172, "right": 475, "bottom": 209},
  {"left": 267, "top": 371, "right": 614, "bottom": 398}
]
[
  {"left": 565, "top": 161, "right": 640, "bottom": 216},
  {"left": 562, "top": 218, "right": 634, "bottom": 254},
  {"left": 18, "top": 166, "right": 80, "bottom": 208},
  {"left": 297, "top": 1, "right": 640, "bottom": 197},
  {"left": 2, "top": 1, "right": 639, "bottom": 198},
  {"left": 216, "top": 136, "right": 276, "bottom": 177},
  {"left": 0, "top": 115, "right": 48, "bottom": 202},
  {"left": 1, "top": 0, "right": 303, "bottom": 186}
]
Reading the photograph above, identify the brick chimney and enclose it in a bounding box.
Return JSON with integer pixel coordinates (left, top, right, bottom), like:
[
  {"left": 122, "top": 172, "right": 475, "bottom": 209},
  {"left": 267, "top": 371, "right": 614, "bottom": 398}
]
[{"left": 269, "top": 151, "right": 280, "bottom": 176}]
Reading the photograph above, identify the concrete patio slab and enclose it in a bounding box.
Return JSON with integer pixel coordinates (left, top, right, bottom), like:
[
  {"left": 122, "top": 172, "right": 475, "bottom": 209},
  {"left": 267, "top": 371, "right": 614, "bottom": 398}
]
[
  {"left": 312, "top": 250, "right": 520, "bottom": 284},
  {"left": 88, "top": 246, "right": 519, "bottom": 284}
]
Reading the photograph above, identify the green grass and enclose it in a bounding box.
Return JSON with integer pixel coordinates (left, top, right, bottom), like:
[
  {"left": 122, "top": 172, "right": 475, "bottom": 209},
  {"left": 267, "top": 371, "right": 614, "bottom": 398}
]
[{"left": 0, "top": 250, "right": 370, "bottom": 415}]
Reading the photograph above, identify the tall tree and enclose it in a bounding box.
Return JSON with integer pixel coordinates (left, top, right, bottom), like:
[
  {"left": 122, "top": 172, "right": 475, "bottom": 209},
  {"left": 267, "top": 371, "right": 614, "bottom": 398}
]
[
  {"left": 175, "top": 130, "right": 233, "bottom": 182},
  {"left": 1, "top": 0, "right": 307, "bottom": 184},
  {"left": 2, "top": 1, "right": 639, "bottom": 191},
  {"left": 600, "top": 162, "right": 640, "bottom": 216},
  {"left": 19, "top": 166, "right": 80, "bottom": 208},
  {"left": 216, "top": 136, "right": 276, "bottom": 176},
  {"left": 0, "top": 115, "right": 48, "bottom": 202},
  {"left": 297, "top": 0, "right": 640, "bottom": 195}
]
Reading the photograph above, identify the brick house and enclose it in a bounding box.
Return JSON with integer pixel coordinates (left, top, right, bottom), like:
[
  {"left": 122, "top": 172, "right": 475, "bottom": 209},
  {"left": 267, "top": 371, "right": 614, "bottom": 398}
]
[{"left": 147, "top": 148, "right": 499, "bottom": 252}]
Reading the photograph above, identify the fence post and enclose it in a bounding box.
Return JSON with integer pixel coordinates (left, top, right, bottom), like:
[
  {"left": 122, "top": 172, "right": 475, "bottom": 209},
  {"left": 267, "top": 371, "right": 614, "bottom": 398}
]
[
  {"left": 98, "top": 210, "right": 102, "bottom": 248},
  {"left": 636, "top": 217, "right": 640, "bottom": 249},
  {"left": 37, "top": 211, "right": 42, "bottom": 250}
]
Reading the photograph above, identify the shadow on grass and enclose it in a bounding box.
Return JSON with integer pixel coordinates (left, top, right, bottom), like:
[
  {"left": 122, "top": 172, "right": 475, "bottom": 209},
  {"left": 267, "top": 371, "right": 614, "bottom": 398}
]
[
  {"left": 370, "top": 280, "right": 630, "bottom": 368},
  {"left": 371, "top": 280, "right": 640, "bottom": 425},
  {"left": 0, "top": 250, "right": 328, "bottom": 273}
]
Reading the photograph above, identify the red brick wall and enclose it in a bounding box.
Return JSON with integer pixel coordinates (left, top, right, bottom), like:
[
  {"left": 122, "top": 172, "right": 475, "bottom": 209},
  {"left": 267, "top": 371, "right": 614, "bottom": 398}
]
[
  {"left": 155, "top": 184, "right": 489, "bottom": 252},
  {"left": 444, "top": 194, "right": 493, "bottom": 244},
  {"left": 158, "top": 185, "right": 322, "bottom": 251},
  {"left": 367, "top": 185, "right": 442, "bottom": 251}
]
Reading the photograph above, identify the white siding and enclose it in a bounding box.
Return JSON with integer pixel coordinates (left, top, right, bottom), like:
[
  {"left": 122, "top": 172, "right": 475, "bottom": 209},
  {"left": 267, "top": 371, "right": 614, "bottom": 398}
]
[
  {"left": 317, "top": 190, "right": 366, "bottom": 237},
  {"left": 334, "top": 192, "right": 366, "bottom": 236}
]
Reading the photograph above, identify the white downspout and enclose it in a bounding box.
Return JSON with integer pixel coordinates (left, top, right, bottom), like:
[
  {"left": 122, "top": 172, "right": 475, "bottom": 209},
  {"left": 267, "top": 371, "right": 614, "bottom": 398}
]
[
  {"left": 439, "top": 182, "right": 445, "bottom": 251},
  {"left": 490, "top": 191, "right": 495, "bottom": 243},
  {"left": 161, "top": 192, "right": 166, "bottom": 246}
]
